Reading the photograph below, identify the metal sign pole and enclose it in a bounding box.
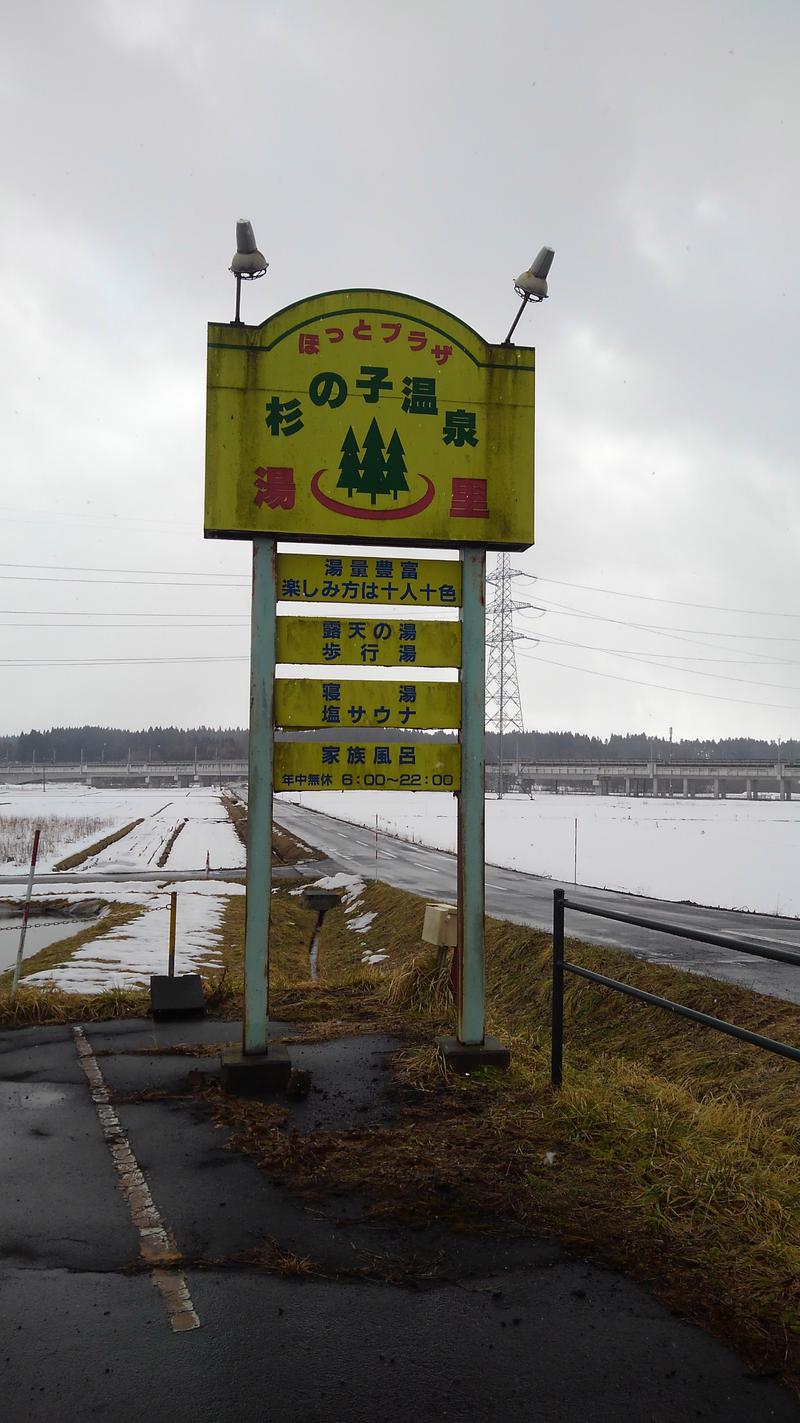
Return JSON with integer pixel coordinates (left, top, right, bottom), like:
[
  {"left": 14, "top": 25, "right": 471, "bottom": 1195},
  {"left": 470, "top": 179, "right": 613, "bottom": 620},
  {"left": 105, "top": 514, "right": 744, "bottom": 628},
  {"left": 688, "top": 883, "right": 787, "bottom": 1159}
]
[
  {"left": 244, "top": 536, "right": 275, "bottom": 1055},
  {"left": 458, "top": 547, "right": 486, "bottom": 1046},
  {"left": 221, "top": 536, "right": 290, "bottom": 1088},
  {"left": 439, "top": 547, "right": 509, "bottom": 1070},
  {"left": 438, "top": 543, "right": 506, "bottom": 1070}
]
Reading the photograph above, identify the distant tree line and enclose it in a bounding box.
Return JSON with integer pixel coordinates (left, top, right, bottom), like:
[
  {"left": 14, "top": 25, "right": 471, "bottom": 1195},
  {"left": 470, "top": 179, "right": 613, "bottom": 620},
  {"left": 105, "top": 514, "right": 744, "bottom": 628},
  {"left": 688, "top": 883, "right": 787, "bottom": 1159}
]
[
  {"left": 0, "top": 726, "right": 248, "bottom": 763},
  {"left": 0, "top": 726, "right": 795, "bottom": 765},
  {"left": 485, "top": 731, "right": 800, "bottom": 763}
]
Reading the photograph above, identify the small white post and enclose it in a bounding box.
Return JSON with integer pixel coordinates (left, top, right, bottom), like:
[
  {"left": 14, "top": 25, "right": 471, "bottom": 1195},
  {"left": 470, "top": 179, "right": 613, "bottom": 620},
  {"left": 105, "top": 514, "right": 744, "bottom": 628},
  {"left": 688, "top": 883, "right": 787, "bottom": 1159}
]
[
  {"left": 12, "top": 827, "right": 42, "bottom": 996},
  {"left": 573, "top": 817, "right": 578, "bottom": 884}
]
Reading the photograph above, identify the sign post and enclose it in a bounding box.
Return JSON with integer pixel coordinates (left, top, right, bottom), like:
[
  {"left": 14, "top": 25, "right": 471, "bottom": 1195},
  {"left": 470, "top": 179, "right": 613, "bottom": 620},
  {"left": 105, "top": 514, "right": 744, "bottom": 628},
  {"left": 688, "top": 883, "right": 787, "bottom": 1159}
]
[{"left": 206, "top": 288, "right": 534, "bottom": 1083}]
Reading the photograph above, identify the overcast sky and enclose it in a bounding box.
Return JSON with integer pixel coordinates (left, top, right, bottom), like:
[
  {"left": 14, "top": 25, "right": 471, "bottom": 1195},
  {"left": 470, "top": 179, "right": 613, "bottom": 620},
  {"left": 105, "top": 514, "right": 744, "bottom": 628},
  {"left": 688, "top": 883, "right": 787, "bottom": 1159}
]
[{"left": 1, "top": 0, "right": 799, "bottom": 742}]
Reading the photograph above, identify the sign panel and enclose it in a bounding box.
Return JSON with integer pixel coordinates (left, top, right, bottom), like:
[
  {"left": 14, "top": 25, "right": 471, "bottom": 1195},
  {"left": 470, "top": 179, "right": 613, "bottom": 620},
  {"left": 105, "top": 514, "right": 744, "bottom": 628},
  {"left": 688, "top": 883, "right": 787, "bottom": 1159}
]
[
  {"left": 276, "top": 616, "right": 460, "bottom": 667},
  {"left": 205, "top": 289, "right": 535, "bottom": 549},
  {"left": 277, "top": 553, "right": 461, "bottom": 607},
  {"left": 274, "top": 740, "right": 459, "bottom": 792},
  {"left": 275, "top": 678, "right": 460, "bottom": 730}
]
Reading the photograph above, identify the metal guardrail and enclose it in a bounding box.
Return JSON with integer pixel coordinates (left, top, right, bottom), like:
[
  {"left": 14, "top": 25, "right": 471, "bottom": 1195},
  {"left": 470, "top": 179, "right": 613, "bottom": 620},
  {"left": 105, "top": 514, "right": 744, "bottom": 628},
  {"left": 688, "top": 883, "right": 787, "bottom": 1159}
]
[{"left": 550, "top": 887, "right": 800, "bottom": 1087}]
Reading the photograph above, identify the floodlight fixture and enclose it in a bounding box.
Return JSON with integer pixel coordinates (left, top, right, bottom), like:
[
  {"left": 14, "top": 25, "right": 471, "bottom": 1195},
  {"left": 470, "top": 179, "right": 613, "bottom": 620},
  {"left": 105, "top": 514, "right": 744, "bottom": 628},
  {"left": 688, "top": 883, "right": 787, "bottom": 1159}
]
[
  {"left": 230, "top": 219, "right": 268, "bottom": 324},
  {"left": 504, "top": 245, "right": 555, "bottom": 344}
]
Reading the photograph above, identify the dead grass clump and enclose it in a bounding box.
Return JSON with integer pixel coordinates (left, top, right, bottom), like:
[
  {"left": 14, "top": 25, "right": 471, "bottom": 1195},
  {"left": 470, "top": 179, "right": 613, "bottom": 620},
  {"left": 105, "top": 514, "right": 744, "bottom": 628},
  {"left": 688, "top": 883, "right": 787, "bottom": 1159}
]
[
  {"left": 0, "top": 814, "right": 115, "bottom": 865},
  {"left": 0, "top": 982, "right": 151, "bottom": 1027}
]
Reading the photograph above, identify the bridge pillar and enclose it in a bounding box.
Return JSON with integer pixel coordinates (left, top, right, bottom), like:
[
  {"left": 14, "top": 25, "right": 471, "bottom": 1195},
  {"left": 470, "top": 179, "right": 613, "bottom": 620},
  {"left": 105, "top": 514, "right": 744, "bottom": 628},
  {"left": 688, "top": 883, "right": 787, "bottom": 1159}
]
[{"left": 652, "top": 777, "right": 659, "bottom": 797}]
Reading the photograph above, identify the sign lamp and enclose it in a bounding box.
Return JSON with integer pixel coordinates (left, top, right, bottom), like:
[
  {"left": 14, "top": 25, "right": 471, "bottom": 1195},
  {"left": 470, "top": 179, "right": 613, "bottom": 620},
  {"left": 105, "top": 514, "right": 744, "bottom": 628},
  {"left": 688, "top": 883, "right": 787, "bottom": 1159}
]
[
  {"left": 504, "top": 245, "right": 555, "bottom": 344},
  {"left": 230, "top": 218, "right": 268, "bottom": 324}
]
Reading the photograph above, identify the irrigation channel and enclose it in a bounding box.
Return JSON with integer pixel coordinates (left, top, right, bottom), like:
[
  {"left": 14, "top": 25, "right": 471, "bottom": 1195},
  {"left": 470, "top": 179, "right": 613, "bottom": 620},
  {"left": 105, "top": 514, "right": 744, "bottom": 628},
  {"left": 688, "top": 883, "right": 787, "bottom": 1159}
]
[{"left": 0, "top": 904, "right": 105, "bottom": 974}]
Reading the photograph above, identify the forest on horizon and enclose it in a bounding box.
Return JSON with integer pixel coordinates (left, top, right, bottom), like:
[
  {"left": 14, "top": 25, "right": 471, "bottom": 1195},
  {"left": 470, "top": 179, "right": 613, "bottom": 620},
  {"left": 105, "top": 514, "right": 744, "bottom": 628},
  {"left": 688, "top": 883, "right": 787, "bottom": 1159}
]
[{"left": 0, "top": 726, "right": 796, "bottom": 764}]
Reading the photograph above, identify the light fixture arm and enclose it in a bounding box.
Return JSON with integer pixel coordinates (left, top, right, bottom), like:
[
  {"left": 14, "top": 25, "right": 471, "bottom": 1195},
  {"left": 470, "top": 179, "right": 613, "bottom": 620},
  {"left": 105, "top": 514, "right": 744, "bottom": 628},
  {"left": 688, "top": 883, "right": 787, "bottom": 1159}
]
[{"left": 503, "top": 292, "right": 533, "bottom": 345}]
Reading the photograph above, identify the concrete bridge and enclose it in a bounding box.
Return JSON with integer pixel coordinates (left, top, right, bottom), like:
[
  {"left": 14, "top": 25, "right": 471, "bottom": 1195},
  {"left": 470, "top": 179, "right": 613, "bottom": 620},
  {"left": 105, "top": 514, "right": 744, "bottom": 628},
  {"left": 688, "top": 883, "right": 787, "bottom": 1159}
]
[
  {"left": 3, "top": 758, "right": 797, "bottom": 799},
  {"left": 490, "top": 760, "right": 799, "bottom": 799},
  {"left": 0, "top": 760, "right": 249, "bottom": 788}
]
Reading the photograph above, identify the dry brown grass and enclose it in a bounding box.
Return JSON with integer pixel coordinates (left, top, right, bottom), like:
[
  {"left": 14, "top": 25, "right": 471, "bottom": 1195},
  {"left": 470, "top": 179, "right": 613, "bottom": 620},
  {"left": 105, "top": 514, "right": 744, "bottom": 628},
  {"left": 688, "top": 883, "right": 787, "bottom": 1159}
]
[{"left": 220, "top": 794, "right": 315, "bottom": 864}]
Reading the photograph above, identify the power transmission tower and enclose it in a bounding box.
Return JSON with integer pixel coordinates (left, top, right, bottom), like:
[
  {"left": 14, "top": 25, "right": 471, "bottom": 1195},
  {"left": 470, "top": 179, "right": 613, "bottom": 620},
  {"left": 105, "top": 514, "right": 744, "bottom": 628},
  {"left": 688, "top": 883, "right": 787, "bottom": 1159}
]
[{"left": 486, "top": 553, "right": 525, "bottom": 797}]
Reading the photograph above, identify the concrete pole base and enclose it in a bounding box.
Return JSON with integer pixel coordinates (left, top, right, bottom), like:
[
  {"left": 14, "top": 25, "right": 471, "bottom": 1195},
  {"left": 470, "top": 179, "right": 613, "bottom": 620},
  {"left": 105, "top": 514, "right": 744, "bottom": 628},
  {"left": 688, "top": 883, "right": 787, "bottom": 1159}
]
[
  {"left": 220, "top": 1044, "right": 291, "bottom": 1094},
  {"left": 436, "top": 1034, "right": 511, "bottom": 1073}
]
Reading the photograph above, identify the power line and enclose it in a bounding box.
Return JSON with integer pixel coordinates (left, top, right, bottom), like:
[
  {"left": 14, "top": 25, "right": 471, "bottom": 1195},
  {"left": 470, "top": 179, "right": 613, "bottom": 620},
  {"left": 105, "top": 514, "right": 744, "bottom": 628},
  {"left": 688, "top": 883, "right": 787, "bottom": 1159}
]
[
  {"left": 0, "top": 608, "right": 249, "bottom": 618},
  {"left": 0, "top": 574, "right": 248, "bottom": 589},
  {"left": 515, "top": 571, "right": 800, "bottom": 618},
  {"left": 0, "top": 560, "right": 248, "bottom": 579},
  {"left": 516, "top": 648, "right": 800, "bottom": 711},
  {"left": 516, "top": 632, "right": 800, "bottom": 667},
  {"left": 0, "top": 655, "right": 249, "bottom": 667},
  {"left": 529, "top": 596, "right": 800, "bottom": 643},
  {"left": 0, "top": 621, "right": 248, "bottom": 629},
  {"left": 517, "top": 632, "right": 800, "bottom": 693}
]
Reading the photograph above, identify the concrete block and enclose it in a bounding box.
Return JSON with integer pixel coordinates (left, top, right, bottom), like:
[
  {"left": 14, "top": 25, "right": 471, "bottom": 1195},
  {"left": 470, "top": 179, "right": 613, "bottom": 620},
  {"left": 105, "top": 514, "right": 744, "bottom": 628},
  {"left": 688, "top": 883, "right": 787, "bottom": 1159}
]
[
  {"left": 149, "top": 974, "right": 205, "bottom": 1020},
  {"left": 220, "top": 1044, "right": 292, "bottom": 1094},
  {"left": 436, "top": 1034, "right": 511, "bottom": 1074}
]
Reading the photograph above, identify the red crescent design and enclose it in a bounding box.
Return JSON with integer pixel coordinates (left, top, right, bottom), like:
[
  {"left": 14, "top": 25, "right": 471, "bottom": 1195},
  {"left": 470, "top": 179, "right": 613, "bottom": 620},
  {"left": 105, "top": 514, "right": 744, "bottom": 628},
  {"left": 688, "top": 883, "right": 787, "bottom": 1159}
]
[{"left": 310, "top": 469, "right": 435, "bottom": 520}]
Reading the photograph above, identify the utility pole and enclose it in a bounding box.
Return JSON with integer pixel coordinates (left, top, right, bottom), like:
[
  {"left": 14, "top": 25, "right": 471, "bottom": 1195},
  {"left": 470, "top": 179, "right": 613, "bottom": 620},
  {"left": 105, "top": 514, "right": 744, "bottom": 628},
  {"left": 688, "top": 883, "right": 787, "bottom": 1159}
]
[{"left": 486, "top": 553, "right": 525, "bottom": 797}]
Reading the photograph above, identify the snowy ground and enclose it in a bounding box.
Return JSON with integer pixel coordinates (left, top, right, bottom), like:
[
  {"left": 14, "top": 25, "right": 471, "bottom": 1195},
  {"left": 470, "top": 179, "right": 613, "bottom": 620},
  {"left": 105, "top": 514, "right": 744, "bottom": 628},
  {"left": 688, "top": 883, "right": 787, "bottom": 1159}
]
[
  {"left": 0, "top": 787, "right": 246, "bottom": 991},
  {"left": 281, "top": 790, "right": 800, "bottom": 918}
]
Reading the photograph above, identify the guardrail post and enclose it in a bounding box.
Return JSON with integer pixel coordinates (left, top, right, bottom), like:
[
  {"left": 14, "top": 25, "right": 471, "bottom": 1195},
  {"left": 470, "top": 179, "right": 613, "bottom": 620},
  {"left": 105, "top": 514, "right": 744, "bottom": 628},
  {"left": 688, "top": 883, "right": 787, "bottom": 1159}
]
[{"left": 551, "top": 888, "right": 565, "bottom": 1087}]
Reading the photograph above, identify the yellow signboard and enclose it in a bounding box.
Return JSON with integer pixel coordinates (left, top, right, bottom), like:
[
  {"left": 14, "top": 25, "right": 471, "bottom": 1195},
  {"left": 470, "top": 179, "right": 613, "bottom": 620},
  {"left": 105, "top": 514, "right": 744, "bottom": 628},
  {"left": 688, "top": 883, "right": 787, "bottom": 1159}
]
[
  {"left": 277, "top": 553, "right": 461, "bottom": 607},
  {"left": 276, "top": 616, "right": 460, "bottom": 667},
  {"left": 274, "top": 740, "right": 459, "bottom": 792},
  {"left": 275, "top": 678, "right": 460, "bottom": 730},
  {"left": 205, "top": 289, "right": 535, "bottom": 550}
]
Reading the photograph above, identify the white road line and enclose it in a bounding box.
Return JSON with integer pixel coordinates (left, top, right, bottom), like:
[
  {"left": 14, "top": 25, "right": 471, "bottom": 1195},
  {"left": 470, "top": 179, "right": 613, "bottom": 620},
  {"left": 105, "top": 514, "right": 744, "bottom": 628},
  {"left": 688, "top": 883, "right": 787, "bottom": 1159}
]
[
  {"left": 73, "top": 1027, "right": 200, "bottom": 1334},
  {"left": 380, "top": 850, "right": 398, "bottom": 859}
]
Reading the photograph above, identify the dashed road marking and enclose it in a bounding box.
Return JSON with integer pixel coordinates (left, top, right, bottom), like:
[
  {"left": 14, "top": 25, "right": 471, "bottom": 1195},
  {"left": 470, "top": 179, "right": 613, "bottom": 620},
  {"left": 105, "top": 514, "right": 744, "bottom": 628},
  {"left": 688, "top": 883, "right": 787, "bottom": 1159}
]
[{"left": 73, "top": 1026, "right": 200, "bottom": 1333}]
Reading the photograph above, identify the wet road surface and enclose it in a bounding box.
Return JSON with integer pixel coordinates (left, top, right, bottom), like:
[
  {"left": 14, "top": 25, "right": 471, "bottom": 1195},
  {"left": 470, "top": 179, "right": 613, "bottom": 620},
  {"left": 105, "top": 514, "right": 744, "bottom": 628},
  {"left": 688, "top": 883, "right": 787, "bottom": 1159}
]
[
  {"left": 273, "top": 798, "right": 800, "bottom": 1004},
  {"left": 2, "top": 1017, "right": 799, "bottom": 1422}
]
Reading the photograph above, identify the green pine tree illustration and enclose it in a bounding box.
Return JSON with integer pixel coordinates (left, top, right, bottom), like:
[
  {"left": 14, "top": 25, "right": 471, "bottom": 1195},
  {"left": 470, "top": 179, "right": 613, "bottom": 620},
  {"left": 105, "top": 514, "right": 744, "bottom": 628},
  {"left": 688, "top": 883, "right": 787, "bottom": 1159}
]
[
  {"left": 358, "top": 418, "right": 387, "bottom": 506},
  {"left": 336, "top": 427, "right": 362, "bottom": 498},
  {"left": 384, "top": 429, "right": 409, "bottom": 501}
]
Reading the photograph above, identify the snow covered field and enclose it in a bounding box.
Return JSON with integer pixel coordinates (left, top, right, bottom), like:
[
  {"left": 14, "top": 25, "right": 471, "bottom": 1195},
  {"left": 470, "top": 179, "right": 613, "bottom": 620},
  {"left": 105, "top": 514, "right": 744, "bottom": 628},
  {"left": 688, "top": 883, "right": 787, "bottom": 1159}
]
[
  {"left": 0, "top": 787, "right": 246, "bottom": 991},
  {"left": 281, "top": 790, "right": 800, "bottom": 918}
]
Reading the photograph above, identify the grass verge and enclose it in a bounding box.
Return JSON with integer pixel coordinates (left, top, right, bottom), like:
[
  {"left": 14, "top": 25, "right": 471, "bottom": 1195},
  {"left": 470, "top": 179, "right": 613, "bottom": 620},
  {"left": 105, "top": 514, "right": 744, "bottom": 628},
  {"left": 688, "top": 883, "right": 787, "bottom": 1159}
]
[
  {"left": 221, "top": 793, "right": 316, "bottom": 865},
  {"left": 0, "top": 902, "right": 148, "bottom": 1023},
  {"left": 200, "top": 876, "right": 800, "bottom": 1392}
]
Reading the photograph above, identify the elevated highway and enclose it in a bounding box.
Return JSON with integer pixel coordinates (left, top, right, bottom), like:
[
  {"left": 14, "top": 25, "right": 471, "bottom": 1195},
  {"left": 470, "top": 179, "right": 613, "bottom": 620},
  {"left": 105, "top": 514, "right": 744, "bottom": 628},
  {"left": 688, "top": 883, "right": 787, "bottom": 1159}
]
[
  {"left": 2, "top": 758, "right": 796, "bottom": 798},
  {"left": 491, "top": 759, "right": 798, "bottom": 799}
]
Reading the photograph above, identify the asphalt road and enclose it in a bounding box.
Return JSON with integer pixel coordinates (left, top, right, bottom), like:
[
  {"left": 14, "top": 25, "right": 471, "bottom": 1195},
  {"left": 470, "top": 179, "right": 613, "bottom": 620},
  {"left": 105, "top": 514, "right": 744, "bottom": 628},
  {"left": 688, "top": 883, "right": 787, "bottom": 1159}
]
[
  {"left": 3, "top": 1018, "right": 799, "bottom": 1422},
  {"left": 273, "top": 799, "right": 800, "bottom": 1005}
]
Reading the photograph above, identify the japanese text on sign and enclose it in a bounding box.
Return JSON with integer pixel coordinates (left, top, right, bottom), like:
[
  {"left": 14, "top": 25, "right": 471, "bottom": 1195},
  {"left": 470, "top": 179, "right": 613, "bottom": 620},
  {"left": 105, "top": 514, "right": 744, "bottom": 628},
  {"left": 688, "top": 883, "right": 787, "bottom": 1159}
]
[
  {"left": 276, "top": 554, "right": 461, "bottom": 607},
  {"left": 205, "top": 289, "right": 535, "bottom": 550},
  {"left": 274, "top": 679, "right": 460, "bottom": 731},
  {"left": 274, "top": 741, "right": 460, "bottom": 792},
  {"left": 276, "top": 617, "right": 461, "bottom": 668}
]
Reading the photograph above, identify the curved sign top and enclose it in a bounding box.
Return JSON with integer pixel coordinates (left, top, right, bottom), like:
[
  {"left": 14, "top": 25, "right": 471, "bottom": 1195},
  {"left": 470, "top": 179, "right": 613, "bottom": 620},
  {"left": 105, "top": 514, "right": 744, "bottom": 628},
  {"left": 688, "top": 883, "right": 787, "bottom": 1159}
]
[{"left": 204, "top": 289, "right": 535, "bottom": 550}]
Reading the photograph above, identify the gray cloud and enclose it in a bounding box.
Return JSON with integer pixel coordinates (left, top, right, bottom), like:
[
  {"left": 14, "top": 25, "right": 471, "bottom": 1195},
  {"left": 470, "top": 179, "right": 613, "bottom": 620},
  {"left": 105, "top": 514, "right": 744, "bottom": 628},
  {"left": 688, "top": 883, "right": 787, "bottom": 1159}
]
[{"left": 1, "top": 0, "right": 799, "bottom": 740}]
